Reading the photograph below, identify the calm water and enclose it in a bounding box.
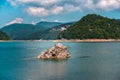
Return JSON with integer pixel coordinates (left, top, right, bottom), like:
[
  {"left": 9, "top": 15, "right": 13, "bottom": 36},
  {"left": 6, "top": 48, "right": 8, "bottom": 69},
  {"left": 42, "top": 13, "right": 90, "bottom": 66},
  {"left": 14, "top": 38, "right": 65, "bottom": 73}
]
[{"left": 0, "top": 41, "right": 120, "bottom": 80}]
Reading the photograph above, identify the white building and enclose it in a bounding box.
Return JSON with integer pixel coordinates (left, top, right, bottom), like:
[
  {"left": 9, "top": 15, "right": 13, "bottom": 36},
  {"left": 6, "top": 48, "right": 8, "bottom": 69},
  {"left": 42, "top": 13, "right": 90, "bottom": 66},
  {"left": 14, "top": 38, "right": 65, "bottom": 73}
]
[{"left": 61, "top": 27, "right": 67, "bottom": 31}]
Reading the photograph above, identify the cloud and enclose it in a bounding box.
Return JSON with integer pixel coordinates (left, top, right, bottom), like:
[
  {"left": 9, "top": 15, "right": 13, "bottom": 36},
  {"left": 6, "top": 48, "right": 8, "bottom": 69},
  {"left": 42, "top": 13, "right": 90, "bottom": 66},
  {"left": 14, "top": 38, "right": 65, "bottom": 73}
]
[
  {"left": 96, "top": 0, "right": 120, "bottom": 11},
  {"left": 54, "top": 19, "right": 59, "bottom": 22},
  {"left": 41, "top": 19, "right": 46, "bottom": 21},
  {"left": 7, "top": 0, "right": 120, "bottom": 16},
  {"left": 51, "top": 6, "right": 64, "bottom": 14},
  {"left": 7, "top": 0, "right": 59, "bottom": 7},
  {"left": 27, "top": 6, "right": 64, "bottom": 16},
  {"left": 27, "top": 7, "right": 49, "bottom": 16},
  {"left": 7, "top": 0, "right": 17, "bottom": 6},
  {"left": 6, "top": 18, "right": 23, "bottom": 25},
  {"left": 64, "top": 4, "right": 80, "bottom": 12}
]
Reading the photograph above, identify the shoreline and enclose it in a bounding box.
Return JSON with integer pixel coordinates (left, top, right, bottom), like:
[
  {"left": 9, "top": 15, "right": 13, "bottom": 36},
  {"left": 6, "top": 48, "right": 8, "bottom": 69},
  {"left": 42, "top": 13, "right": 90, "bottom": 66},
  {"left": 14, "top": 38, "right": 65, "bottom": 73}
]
[
  {"left": 0, "top": 39, "right": 120, "bottom": 42},
  {"left": 51, "top": 39, "right": 120, "bottom": 42}
]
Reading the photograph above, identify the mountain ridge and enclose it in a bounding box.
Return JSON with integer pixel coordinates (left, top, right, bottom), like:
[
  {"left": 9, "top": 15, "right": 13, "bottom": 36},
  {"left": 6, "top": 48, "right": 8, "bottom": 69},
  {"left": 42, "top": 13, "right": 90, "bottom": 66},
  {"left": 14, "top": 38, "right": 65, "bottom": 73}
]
[
  {"left": 1, "top": 21, "right": 63, "bottom": 40},
  {"left": 20, "top": 22, "right": 75, "bottom": 40}
]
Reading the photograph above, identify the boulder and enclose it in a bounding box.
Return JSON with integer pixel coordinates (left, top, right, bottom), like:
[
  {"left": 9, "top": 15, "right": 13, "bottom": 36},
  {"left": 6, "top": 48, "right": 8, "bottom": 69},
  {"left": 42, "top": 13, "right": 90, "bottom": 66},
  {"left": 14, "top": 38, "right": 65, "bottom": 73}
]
[{"left": 37, "top": 43, "right": 70, "bottom": 59}]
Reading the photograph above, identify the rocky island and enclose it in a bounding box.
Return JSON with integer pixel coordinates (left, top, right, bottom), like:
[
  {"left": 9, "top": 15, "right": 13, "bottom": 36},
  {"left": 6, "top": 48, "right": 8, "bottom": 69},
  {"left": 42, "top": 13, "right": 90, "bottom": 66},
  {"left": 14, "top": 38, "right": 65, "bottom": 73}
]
[{"left": 37, "top": 43, "right": 70, "bottom": 59}]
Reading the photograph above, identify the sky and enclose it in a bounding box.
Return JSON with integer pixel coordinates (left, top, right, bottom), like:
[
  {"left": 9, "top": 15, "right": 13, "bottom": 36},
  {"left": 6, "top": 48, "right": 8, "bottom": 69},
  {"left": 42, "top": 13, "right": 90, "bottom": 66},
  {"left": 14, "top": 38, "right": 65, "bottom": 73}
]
[{"left": 0, "top": 0, "right": 120, "bottom": 28}]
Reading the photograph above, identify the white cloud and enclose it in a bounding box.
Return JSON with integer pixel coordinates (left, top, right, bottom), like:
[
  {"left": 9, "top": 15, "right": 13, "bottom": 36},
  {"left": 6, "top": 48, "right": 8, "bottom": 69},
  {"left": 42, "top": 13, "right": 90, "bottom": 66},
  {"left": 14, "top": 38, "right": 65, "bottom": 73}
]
[
  {"left": 54, "top": 19, "right": 59, "bottom": 22},
  {"left": 51, "top": 6, "right": 64, "bottom": 14},
  {"left": 97, "top": 0, "right": 120, "bottom": 11},
  {"left": 7, "top": 0, "right": 120, "bottom": 16},
  {"left": 7, "top": 0, "right": 17, "bottom": 6},
  {"left": 41, "top": 19, "right": 46, "bottom": 21},
  {"left": 27, "top": 7, "right": 49, "bottom": 16},
  {"left": 38, "top": 0, "right": 59, "bottom": 6},
  {"left": 84, "top": 0, "right": 95, "bottom": 10},
  {"left": 27, "top": 6, "right": 63, "bottom": 16},
  {"left": 6, "top": 18, "right": 23, "bottom": 25},
  {"left": 64, "top": 4, "right": 79, "bottom": 12},
  {"left": 7, "top": 0, "right": 59, "bottom": 6}
]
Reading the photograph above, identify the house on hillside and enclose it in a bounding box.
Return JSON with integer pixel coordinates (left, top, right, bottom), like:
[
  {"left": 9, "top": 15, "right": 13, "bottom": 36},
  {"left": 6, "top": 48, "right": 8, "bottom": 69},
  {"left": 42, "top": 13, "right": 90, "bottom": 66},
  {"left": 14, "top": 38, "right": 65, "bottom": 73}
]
[{"left": 61, "top": 24, "right": 67, "bottom": 31}]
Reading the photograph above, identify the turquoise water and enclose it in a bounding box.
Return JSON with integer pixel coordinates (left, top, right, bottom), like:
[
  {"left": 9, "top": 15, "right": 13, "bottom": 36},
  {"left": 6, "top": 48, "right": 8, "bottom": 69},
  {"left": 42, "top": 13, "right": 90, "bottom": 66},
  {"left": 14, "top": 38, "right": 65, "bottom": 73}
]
[{"left": 0, "top": 41, "right": 120, "bottom": 80}]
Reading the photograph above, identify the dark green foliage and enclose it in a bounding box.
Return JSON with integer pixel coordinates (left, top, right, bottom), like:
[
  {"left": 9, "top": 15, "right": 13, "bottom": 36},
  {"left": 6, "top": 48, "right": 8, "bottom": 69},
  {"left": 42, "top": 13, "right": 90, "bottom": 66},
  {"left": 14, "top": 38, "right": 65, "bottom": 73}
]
[
  {"left": 58, "top": 14, "right": 120, "bottom": 39},
  {"left": 0, "top": 30, "right": 9, "bottom": 40}
]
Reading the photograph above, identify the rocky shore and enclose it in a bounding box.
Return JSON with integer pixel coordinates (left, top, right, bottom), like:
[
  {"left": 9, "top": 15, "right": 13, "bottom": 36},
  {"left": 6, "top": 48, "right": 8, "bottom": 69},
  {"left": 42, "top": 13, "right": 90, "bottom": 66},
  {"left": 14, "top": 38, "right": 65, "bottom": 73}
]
[{"left": 37, "top": 43, "right": 70, "bottom": 59}]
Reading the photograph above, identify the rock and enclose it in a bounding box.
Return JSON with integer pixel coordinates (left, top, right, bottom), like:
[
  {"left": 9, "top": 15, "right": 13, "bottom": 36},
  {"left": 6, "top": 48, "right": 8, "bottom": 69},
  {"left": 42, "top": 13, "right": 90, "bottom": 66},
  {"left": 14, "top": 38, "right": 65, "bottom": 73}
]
[{"left": 37, "top": 43, "right": 71, "bottom": 59}]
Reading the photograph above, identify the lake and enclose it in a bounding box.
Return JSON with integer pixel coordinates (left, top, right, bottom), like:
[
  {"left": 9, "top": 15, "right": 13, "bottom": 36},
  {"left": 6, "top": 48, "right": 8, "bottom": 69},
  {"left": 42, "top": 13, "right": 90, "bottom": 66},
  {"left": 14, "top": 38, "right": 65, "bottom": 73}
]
[{"left": 0, "top": 41, "right": 120, "bottom": 80}]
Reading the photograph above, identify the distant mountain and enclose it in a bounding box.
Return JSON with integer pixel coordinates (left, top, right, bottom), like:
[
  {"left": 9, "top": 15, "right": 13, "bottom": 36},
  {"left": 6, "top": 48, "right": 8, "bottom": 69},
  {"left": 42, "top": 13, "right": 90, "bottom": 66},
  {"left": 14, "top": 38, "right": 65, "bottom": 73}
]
[
  {"left": 117, "top": 19, "right": 120, "bottom": 21},
  {"left": 23, "top": 22, "right": 75, "bottom": 40},
  {"left": 36, "top": 21, "right": 62, "bottom": 30},
  {"left": 1, "top": 23, "right": 41, "bottom": 40},
  {"left": 1, "top": 22, "right": 62, "bottom": 40},
  {"left": 0, "top": 30, "right": 9, "bottom": 40},
  {"left": 58, "top": 14, "right": 120, "bottom": 39}
]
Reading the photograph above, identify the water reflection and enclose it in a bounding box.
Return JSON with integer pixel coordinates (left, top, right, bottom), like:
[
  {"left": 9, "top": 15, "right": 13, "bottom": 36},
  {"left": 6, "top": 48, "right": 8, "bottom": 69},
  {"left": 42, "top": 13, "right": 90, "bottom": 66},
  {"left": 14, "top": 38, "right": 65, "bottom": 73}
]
[{"left": 39, "top": 60, "right": 67, "bottom": 77}]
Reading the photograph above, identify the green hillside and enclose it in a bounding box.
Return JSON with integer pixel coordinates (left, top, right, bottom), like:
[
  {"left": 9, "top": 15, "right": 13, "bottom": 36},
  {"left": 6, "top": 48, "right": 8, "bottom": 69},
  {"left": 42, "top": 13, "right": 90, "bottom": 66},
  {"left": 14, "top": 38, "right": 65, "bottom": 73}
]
[
  {"left": 23, "top": 22, "right": 75, "bottom": 40},
  {"left": 1, "top": 22, "right": 62, "bottom": 40},
  {"left": 1, "top": 24, "right": 40, "bottom": 40},
  {"left": 36, "top": 21, "right": 62, "bottom": 30},
  {"left": 0, "top": 30, "right": 9, "bottom": 40},
  {"left": 58, "top": 14, "right": 120, "bottom": 39}
]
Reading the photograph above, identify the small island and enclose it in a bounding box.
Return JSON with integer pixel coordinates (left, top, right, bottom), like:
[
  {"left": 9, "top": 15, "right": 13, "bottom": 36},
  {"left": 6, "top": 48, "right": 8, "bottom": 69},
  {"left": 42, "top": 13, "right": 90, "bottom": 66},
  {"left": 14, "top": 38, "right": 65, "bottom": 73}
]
[{"left": 37, "top": 43, "right": 70, "bottom": 59}]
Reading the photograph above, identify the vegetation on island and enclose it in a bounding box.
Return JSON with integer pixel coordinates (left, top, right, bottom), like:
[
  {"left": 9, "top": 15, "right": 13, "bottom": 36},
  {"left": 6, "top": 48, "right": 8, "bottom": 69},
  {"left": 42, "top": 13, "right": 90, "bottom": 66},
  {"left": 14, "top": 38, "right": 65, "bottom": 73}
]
[
  {"left": 57, "top": 14, "right": 120, "bottom": 39},
  {"left": 0, "top": 30, "right": 9, "bottom": 40}
]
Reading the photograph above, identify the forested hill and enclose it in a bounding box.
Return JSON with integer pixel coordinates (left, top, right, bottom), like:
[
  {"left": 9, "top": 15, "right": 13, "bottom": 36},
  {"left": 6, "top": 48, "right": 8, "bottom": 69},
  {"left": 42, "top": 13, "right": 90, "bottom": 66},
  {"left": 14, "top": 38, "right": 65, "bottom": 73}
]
[
  {"left": 58, "top": 14, "right": 120, "bottom": 39},
  {"left": 0, "top": 30, "right": 9, "bottom": 40}
]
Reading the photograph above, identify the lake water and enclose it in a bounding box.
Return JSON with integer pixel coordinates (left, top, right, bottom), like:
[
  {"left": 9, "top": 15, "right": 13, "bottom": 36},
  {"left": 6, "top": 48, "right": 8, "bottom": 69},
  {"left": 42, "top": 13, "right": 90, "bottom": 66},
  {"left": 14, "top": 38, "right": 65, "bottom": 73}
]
[{"left": 0, "top": 41, "right": 120, "bottom": 80}]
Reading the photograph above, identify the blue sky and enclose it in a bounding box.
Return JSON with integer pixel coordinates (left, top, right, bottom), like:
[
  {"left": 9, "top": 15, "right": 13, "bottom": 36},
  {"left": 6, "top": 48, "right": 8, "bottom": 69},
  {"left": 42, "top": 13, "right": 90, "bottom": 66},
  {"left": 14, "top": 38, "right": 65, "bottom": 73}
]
[{"left": 0, "top": 0, "right": 120, "bottom": 28}]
